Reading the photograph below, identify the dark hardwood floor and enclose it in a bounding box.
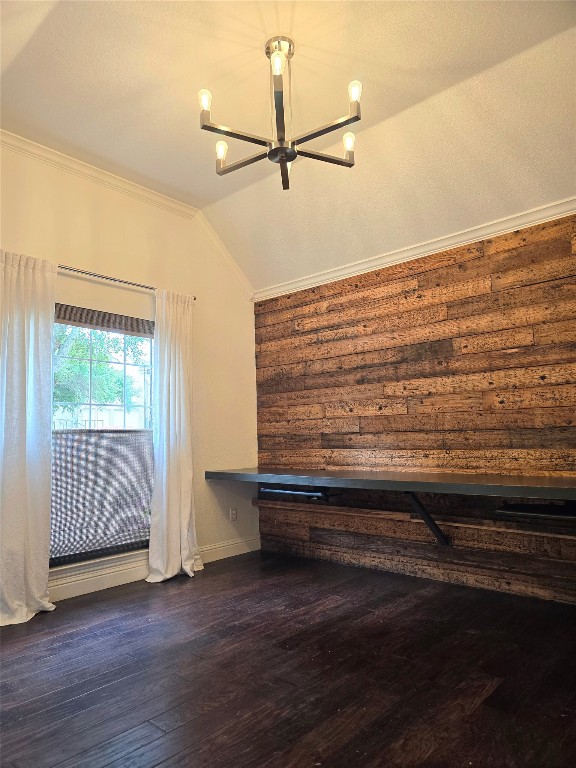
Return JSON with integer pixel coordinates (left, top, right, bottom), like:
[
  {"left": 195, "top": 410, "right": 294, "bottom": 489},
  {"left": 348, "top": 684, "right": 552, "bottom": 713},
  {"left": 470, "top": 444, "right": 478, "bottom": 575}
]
[{"left": 1, "top": 552, "right": 575, "bottom": 768}]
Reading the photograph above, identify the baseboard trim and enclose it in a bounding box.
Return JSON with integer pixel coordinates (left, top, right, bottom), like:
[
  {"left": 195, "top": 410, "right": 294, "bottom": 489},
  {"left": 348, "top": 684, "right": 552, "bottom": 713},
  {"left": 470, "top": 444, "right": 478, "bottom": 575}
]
[
  {"left": 48, "top": 536, "right": 261, "bottom": 602},
  {"left": 252, "top": 198, "right": 576, "bottom": 301},
  {"left": 199, "top": 536, "right": 262, "bottom": 563}
]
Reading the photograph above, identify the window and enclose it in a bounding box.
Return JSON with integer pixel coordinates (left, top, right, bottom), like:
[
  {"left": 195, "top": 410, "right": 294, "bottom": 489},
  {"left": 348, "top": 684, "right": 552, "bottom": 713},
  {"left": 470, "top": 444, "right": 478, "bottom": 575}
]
[
  {"left": 50, "top": 305, "right": 154, "bottom": 566},
  {"left": 53, "top": 325, "right": 152, "bottom": 430}
]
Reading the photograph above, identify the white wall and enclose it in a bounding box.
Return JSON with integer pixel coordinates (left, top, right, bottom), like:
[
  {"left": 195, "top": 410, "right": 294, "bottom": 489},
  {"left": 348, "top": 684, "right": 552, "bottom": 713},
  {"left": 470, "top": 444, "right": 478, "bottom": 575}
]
[{"left": 1, "top": 133, "right": 260, "bottom": 596}]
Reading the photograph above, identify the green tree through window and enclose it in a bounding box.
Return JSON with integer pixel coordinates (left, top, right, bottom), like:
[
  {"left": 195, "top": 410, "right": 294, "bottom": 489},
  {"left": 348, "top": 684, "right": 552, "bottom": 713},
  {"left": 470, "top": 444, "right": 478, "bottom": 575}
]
[{"left": 53, "top": 324, "right": 152, "bottom": 429}]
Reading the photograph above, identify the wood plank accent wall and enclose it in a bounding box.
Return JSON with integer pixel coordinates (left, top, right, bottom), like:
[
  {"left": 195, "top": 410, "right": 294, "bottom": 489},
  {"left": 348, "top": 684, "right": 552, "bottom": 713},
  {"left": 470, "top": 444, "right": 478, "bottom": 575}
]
[
  {"left": 254, "top": 215, "right": 576, "bottom": 602},
  {"left": 255, "top": 215, "right": 576, "bottom": 476},
  {"left": 256, "top": 497, "right": 576, "bottom": 603}
]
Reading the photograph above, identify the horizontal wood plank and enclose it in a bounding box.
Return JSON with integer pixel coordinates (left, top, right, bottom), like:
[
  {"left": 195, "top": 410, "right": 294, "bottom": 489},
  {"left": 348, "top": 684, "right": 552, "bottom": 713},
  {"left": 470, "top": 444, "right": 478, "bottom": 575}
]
[
  {"left": 384, "top": 362, "right": 576, "bottom": 398},
  {"left": 258, "top": 434, "right": 323, "bottom": 450},
  {"left": 255, "top": 277, "right": 419, "bottom": 329},
  {"left": 259, "top": 404, "right": 325, "bottom": 422},
  {"left": 259, "top": 383, "right": 386, "bottom": 408},
  {"left": 301, "top": 341, "right": 576, "bottom": 382},
  {"left": 324, "top": 399, "right": 407, "bottom": 417},
  {"left": 446, "top": 275, "right": 576, "bottom": 320},
  {"left": 291, "top": 277, "right": 490, "bottom": 335},
  {"left": 534, "top": 319, "right": 576, "bottom": 346},
  {"left": 258, "top": 417, "right": 360, "bottom": 435},
  {"left": 491, "top": 256, "right": 575, "bottom": 292},
  {"left": 407, "top": 393, "right": 484, "bottom": 414},
  {"left": 322, "top": 427, "right": 576, "bottom": 450},
  {"left": 359, "top": 407, "right": 575, "bottom": 433},
  {"left": 257, "top": 448, "right": 576, "bottom": 474},
  {"left": 482, "top": 216, "right": 575, "bottom": 256},
  {"left": 452, "top": 327, "right": 534, "bottom": 356},
  {"left": 483, "top": 384, "right": 576, "bottom": 411},
  {"left": 417, "top": 235, "right": 571, "bottom": 290},
  {"left": 303, "top": 339, "right": 454, "bottom": 377}
]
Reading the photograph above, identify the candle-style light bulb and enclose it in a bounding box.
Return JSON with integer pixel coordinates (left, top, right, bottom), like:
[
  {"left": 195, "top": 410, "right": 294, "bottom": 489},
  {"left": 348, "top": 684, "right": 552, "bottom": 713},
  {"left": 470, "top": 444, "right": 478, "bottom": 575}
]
[
  {"left": 270, "top": 51, "right": 286, "bottom": 76},
  {"left": 343, "top": 132, "right": 356, "bottom": 152},
  {"left": 215, "top": 141, "right": 228, "bottom": 161},
  {"left": 348, "top": 80, "right": 362, "bottom": 103},
  {"left": 198, "top": 89, "right": 212, "bottom": 111}
]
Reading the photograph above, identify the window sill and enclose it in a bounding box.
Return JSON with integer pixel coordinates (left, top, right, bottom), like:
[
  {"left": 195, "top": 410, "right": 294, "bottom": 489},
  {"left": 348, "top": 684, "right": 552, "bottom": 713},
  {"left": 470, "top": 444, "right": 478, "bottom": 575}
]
[{"left": 48, "top": 548, "right": 149, "bottom": 602}]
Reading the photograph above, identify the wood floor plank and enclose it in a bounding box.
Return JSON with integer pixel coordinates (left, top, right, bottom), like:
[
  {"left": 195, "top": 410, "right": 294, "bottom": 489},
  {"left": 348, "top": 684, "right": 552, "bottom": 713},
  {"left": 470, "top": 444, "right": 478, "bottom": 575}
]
[{"left": 51, "top": 723, "right": 166, "bottom": 768}]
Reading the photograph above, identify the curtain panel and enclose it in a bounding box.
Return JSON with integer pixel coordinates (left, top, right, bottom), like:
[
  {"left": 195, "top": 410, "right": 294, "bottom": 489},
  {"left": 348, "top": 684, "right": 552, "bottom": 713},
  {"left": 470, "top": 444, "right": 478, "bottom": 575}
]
[
  {"left": 0, "top": 251, "right": 57, "bottom": 625},
  {"left": 146, "top": 289, "right": 202, "bottom": 582}
]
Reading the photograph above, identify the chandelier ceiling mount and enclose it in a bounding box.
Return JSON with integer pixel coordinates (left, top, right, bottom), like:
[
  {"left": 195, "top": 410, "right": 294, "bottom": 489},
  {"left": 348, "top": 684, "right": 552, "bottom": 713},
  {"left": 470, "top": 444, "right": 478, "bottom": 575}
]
[{"left": 198, "top": 36, "right": 362, "bottom": 190}]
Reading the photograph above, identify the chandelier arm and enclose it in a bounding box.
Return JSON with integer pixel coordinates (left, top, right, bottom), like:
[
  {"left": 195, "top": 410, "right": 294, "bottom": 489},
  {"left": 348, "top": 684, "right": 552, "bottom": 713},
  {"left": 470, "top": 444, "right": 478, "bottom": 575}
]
[
  {"left": 201, "top": 111, "right": 270, "bottom": 147},
  {"left": 297, "top": 147, "right": 355, "bottom": 167},
  {"left": 292, "top": 101, "right": 361, "bottom": 146},
  {"left": 279, "top": 159, "right": 290, "bottom": 190},
  {"left": 216, "top": 151, "right": 269, "bottom": 176}
]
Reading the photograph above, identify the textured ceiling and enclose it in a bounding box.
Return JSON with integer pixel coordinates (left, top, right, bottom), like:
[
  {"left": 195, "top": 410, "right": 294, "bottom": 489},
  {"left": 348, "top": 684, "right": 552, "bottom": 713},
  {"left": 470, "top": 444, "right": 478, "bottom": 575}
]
[{"left": 2, "top": 1, "right": 575, "bottom": 291}]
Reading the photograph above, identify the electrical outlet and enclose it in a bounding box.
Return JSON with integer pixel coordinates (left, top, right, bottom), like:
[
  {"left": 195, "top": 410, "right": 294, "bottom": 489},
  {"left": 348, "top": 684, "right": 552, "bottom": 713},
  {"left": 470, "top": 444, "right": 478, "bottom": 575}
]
[{"left": 229, "top": 507, "right": 238, "bottom": 522}]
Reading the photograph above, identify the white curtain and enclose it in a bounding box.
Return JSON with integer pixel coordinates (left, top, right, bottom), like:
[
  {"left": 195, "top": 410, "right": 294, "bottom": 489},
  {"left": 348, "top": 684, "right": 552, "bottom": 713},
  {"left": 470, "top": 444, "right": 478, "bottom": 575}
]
[
  {"left": 0, "top": 252, "right": 57, "bottom": 625},
  {"left": 146, "top": 289, "right": 203, "bottom": 582}
]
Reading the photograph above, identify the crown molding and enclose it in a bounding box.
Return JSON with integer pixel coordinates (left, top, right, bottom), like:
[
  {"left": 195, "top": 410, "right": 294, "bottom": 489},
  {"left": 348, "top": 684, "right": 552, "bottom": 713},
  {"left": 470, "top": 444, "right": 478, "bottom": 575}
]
[
  {"left": 252, "top": 198, "right": 576, "bottom": 302},
  {"left": 194, "top": 212, "right": 255, "bottom": 299},
  {"left": 0, "top": 130, "right": 199, "bottom": 220}
]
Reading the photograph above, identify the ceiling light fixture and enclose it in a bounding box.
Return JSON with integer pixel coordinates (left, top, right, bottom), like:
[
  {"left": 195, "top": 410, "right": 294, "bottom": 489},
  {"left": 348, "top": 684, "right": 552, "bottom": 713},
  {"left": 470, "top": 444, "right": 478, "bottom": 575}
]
[{"left": 198, "top": 36, "right": 362, "bottom": 190}]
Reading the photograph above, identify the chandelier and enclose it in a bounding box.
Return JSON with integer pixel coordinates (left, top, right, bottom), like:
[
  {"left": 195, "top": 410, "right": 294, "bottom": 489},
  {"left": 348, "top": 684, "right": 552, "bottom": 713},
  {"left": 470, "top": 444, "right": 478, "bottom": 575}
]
[{"left": 198, "top": 36, "right": 362, "bottom": 190}]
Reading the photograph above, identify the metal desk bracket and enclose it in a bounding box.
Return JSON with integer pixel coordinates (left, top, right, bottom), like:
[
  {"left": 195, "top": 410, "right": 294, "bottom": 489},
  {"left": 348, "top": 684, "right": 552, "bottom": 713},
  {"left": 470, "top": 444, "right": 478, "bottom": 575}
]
[{"left": 407, "top": 492, "right": 451, "bottom": 547}]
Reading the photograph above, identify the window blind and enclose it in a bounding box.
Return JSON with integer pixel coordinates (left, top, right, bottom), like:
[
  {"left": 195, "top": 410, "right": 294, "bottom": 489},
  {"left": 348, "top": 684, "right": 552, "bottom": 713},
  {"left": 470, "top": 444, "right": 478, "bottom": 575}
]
[{"left": 55, "top": 303, "right": 154, "bottom": 336}]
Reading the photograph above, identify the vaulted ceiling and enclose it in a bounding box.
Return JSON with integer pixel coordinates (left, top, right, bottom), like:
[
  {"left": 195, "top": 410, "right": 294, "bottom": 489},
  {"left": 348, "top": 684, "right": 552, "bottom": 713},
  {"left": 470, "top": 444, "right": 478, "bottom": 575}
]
[{"left": 2, "top": 1, "right": 575, "bottom": 293}]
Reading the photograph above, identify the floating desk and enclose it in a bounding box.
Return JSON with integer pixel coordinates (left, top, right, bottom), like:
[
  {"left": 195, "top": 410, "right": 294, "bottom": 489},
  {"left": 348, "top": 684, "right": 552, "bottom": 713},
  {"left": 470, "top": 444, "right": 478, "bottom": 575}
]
[{"left": 205, "top": 467, "right": 576, "bottom": 547}]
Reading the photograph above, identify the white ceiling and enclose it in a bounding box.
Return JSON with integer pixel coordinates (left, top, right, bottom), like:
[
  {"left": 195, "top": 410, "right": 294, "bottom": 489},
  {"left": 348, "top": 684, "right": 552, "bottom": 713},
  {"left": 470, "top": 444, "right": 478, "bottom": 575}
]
[{"left": 2, "top": 1, "right": 575, "bottom": 292}]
